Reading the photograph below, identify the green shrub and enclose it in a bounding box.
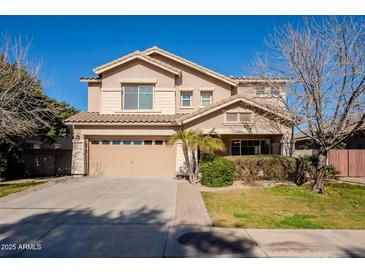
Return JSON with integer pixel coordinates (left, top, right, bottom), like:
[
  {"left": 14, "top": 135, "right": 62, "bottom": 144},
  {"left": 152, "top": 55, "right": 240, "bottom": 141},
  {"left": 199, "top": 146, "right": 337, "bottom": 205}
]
[
  {"left": 325, "top": 164, "right": 340, "bottom": 179},
  {"left": 291, "top": 155, "right": 313, "bottom": 185},
  {"left": 309, "top": 155, "right": 340, "bottom": 179},
  {"left": 200, "top": 156, "right": 236, "bottom": 187},
  {"left": 227, "top": 155, "right": 312, "bottom": 184}
]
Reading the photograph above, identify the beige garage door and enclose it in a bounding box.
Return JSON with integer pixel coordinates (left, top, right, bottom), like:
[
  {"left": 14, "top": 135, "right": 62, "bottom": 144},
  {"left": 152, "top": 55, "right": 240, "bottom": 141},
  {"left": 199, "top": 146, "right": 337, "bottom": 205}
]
[{"left": 88, "top": 137, "right": 176, "bottom": 176}]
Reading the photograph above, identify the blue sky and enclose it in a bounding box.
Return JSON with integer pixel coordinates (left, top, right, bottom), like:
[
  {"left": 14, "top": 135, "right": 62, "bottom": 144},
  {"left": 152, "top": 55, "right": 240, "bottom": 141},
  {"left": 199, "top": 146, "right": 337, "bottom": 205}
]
[{"left": 0, "top": 16, "right": 311, "bottom": 111}]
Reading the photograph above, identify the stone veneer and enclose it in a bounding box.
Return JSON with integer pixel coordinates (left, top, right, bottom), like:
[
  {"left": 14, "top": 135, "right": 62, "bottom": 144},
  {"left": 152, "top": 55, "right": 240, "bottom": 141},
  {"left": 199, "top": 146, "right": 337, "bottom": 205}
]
[{"left": 71, "top": 137, "right": 86, "bottom": 175}]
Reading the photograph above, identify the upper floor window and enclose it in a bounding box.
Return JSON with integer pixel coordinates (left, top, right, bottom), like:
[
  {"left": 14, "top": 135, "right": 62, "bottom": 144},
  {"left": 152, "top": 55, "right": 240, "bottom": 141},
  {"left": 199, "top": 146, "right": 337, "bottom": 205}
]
[
  {"left": 271, "top": 87, "right": 280, "bottom": 96},
  {"left": 256, "top": 87, "right": 266, "bottom": 96},
  {"left": 201, "top": 91, "right": 212, "bottom": 107},
  {"left": 124, "top": 85, "right": 153, "bottom": 110},
  {"left": 181, "top": 91, "right": 192, "bottom": 107},
  {"left": 225, "top": 112, "right": 253, "bottom": 123}
]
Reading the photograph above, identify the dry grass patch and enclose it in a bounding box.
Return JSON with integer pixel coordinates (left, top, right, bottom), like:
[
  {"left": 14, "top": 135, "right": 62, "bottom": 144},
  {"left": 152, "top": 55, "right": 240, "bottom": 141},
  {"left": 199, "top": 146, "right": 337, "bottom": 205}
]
[{"left": 201, "top": 183, "right": 365, "bottom": 229}]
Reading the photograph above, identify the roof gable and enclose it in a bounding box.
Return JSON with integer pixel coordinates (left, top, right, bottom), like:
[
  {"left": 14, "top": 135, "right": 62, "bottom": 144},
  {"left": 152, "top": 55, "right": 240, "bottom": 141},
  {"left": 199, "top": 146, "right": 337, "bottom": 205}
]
[
  {"left": 177, "top": 94, "right": 296, "bottom": 125},
  {"left": 143, "top": 46, "right": 238, "bottom": 86},
  {"left": 93, "top": 51, "right": 181, "bottom": 76},
  {"left": 92, "top": 46, "right": 238, "bottom": 86}
]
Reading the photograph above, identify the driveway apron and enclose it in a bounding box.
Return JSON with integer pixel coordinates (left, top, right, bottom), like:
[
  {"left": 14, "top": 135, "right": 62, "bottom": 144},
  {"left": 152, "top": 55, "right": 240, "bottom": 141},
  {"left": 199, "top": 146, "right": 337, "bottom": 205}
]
[{"left": 0, "top": 176, "right": 177, "bottom": 257}]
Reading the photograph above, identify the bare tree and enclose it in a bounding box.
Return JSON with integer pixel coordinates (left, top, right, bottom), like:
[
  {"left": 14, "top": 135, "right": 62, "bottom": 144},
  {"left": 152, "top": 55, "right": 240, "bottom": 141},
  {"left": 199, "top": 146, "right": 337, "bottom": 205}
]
[
  {"left": 253, "top": 16, "right": 365, "bottom": 193},
  {"left": 0, "top": 35, "right": 55, "bottom": 143}
]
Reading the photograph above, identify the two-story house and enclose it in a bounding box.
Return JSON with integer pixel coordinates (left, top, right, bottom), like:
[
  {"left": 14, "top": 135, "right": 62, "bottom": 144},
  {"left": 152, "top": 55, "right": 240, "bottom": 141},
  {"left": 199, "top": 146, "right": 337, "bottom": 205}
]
[{"left": 65, "top": 46, "right": 295, "bottom": 177}]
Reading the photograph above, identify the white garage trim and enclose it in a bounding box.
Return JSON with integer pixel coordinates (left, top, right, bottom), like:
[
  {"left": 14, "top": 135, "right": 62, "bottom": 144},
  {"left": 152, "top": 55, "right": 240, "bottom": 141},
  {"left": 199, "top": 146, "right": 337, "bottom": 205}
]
[{"left": 79, "top": 128, "right": 177, "bottom": 136}]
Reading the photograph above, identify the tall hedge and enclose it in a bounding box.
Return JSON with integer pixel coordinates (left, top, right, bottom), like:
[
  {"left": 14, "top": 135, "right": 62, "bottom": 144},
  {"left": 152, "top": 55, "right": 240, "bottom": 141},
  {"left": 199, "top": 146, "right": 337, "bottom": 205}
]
[{"left": 200, "top": 156, "right": 236, "bottom": 187}]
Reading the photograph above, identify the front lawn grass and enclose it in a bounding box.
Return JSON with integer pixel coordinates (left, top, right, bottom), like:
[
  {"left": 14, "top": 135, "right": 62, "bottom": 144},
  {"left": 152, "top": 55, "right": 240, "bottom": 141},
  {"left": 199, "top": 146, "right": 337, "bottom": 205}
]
[
  {"left": 201, "top": 182, "right": 365, "bottom": 229},
  {"left": 0, "top": 181, "right": 45, "bottom": 198}
]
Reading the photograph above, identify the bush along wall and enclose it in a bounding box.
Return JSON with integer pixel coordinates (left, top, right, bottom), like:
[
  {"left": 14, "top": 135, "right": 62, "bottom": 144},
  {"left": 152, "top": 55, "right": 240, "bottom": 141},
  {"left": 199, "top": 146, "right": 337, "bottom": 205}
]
[
  {"left": 200, "top": 156, "right": 236, "bottom": 187},
  {"left": 200, "top": 155, "right": 339, "bottom": 188},
  {"left": 226, "top": 155, "right": 314, "bottom": 185}
]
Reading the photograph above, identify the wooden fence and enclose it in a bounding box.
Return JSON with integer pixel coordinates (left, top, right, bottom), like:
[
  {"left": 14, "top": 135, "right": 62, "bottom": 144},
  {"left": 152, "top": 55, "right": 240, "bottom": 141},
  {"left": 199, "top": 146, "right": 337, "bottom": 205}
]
[
  {"left": 23, "top": 149, "right": 72, "bottom": 177},
  {"left": 328, "top": 149, "right": 365, "bottom": 177}
]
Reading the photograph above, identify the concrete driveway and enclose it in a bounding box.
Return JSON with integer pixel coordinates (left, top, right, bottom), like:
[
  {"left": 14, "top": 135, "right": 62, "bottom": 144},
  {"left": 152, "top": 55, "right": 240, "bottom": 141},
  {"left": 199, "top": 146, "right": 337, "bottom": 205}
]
[
  {"left": 0, "top": 176, "right": 177, "bottom": 257},
  {"left": 1, "top": 177, "right": 365, "bottom": 258}
]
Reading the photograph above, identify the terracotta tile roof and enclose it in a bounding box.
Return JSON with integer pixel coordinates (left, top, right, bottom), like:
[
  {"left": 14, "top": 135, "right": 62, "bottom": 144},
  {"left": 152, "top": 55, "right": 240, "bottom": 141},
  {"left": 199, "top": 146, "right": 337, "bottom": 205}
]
[{"left": 65, "top": 112, "right": 181, "bottom": 124}]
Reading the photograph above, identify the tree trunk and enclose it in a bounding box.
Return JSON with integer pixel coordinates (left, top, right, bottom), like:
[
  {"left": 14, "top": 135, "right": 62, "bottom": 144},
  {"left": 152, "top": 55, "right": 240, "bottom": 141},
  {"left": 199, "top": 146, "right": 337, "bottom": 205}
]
[
  {"left": 193, "top": 149, "right": 203, "bottom": 182},
  {"left": 289, "top": 126, "right": 295, "bottom": 157},
  {"left": 182, "top": 144, "right": 192, "bottom": 182},
  {"left": 191, "top": 148, "right": 198, "bottom": 183},
  {"left": 311, "top": 150, "right": 328, "bottom": 194}
]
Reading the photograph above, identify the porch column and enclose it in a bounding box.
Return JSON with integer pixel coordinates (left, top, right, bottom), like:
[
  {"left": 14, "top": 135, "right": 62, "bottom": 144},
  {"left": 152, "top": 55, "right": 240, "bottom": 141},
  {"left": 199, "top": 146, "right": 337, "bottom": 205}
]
[
  {"left": 280, "top": 138, "right": 291, "bottom": 156},
  {"left": 176, "top": 141, "right": 185, "bottom": 174},
  {"left": 175, "top": 140, "right": 195, "bottom": 175},
  {"left": 71, "top": 131, "right": 86, "bottom": 175}
]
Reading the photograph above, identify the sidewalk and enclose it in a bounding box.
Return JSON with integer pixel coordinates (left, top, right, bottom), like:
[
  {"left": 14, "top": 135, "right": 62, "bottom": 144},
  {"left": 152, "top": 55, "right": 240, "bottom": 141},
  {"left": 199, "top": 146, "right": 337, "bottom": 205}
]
[{"left": 165, "top": 226, "right": 365, "bottom": 257}]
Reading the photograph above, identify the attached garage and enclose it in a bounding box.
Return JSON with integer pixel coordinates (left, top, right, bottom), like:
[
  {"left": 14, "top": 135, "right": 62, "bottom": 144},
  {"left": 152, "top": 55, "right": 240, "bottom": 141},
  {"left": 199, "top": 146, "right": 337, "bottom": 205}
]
[{"left": 88, "top": 137, "right": 176, "bottom": 176}]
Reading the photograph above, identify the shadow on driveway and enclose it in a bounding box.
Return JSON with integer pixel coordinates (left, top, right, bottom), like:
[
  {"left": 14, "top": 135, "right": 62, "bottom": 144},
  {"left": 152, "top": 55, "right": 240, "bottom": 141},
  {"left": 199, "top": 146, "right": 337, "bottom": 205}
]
[{"left": 0, "top": 208, "right": 260, "bottom": 258}]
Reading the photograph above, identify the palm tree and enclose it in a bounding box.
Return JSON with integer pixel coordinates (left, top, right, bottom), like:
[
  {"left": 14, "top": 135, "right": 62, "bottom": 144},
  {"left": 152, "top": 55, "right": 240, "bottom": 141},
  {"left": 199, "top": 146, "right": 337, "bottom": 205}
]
[
  {"left": 168, "top": 130, "right": 197, "bottom": 182},
  {"left": 168, "top": 129, "right": 225, "bottom": 182},
  {"left": 195, "top": 132, "right": 225, "bottom": 178}
]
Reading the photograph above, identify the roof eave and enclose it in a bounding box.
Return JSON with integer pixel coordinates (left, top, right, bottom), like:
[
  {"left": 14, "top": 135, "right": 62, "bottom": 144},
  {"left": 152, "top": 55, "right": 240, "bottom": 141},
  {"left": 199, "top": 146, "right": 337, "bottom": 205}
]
[
  {"left": 92, "top": 54, "right": 181, "bottom": 76},
  {"left": 65, "top": 121, "right": 178, "bottom": 126},
  {"left": 80, "top": 78, "right": 102, "bottom": 83},
  {"left": 236, "top": 78, "right": 293, "bottom": 84}
]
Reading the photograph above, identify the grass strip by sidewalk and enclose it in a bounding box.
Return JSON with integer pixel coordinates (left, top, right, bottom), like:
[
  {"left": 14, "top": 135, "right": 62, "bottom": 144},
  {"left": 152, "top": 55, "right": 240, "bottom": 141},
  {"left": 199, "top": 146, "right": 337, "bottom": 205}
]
[
  {"left": 202, "top": 183, "right": 365, "bottom": 229},
  {"left": 0, "top": 181, "right": 46, "bottom": 198}
]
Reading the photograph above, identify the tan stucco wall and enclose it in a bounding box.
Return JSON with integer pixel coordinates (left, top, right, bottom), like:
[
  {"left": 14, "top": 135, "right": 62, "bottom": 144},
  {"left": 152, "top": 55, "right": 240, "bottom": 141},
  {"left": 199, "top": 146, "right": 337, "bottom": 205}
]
[
  {"left": 88, "top": 83, "right": 101, "bottom": 112},
  {"left": 102, "top": 59, "right": 175, "bottom": 89},
  {"left": 148, "top": 53, "right": 234, "bottom": 114},
  {"left": 154, "top": 89, "right": 176, "bottom": 114},
  {"left": 237, "top": 83, "right": 286, "bottom": 108},
  {"left": 100, "top": 90, "right": 122, "bottom": 114}
]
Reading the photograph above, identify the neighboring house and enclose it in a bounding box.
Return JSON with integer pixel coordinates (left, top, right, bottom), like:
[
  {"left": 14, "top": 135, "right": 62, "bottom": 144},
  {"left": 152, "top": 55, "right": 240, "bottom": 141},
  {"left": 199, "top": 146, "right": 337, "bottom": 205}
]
[
  {"left": 295, "top": 130, "right": 365, "bottom": 150},
  {"left": 65, "top": 46, "right": 295, "bottom": 177}
]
